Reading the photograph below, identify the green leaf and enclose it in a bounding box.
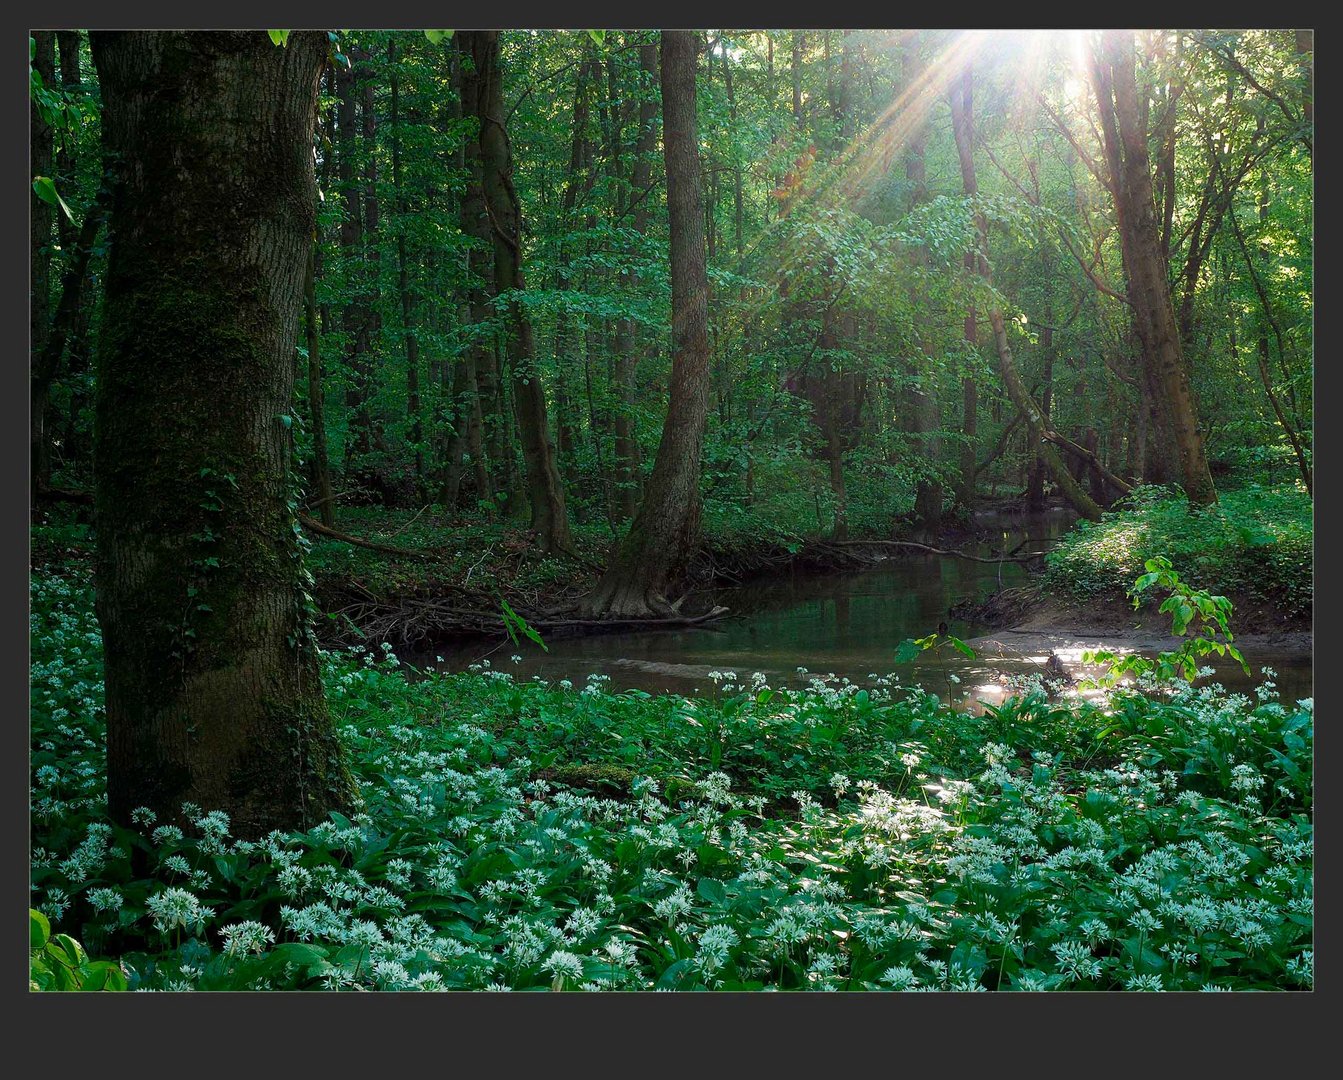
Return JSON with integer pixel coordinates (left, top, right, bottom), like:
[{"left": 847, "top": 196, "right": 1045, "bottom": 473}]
[
  {"left": 267, "top": 30, "right": 291, "bottom": 47},
  {"left": 30, "top": 909, "right": 50, "bottom": 950},
  {"left": 947, "top": 636, "right": 976, "bottom": 660},
  {"left": 81, "top": 962, "right": 128, "bottom": 992},
  {"left": 586, "top": 30, "right": 607, "bottom": 46},
  {"left": 32, "top": 176, "right": 74, "bottom": 222},
  {"left": 894, "top": 638, "right": 923, "bottom": 664},
  {"left": 696, "top": 877, "right": 727, "bottom": 905},
  {"left": 424, "top": 30, "right": 454, "bottom": 44}
]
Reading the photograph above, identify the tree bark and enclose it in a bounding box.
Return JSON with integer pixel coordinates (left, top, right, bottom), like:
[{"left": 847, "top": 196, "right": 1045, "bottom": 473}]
[
  {"left": 389, "top": 39, "right": 424, "bottom": 494},
  {"left": 987, "top": 313, "right": 1102, "bottom": 521},
  {"left": 582, "top": 31, "right": 710, "bottom": 617},
  {"left": 466, "top": 30, "right": 572, "bottom": 552},
  {"left": 305, "top": 244, "right": 335, "bottom": 527},
  {"left": 611, "top": 39, "right": 658, "bottom": 521},
  {"left": 335, "top": 58, "right": 376, "bottom": 468},
  {"left": 949, "top": 65, "right": 983, "bottom": 512},
  {"left": 1091, "top": 30, "right": 1217, "bottom": 505},
  {"left": 31, "top": 31, "right": 56, "bottom": 494},
  {"left": 455, "top": 36, "right": 504, "bottom": 510},
  {"left": 902, "top": 34, "right": 942, "bottom": 529},
  {"left": 91, "top": 31, "right": 356, "bottom": 837}
]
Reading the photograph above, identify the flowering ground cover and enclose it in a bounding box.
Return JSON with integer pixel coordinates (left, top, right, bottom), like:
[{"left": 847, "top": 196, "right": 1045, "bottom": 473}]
[{"left": 31, "top": 568, "right": 1312, "bottom": 991}]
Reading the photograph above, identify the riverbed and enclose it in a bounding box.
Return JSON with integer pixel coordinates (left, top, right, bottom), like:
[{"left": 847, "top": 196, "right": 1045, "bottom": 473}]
[{"left": 399, "top": 507, "right": 1312, "bottom": 707}]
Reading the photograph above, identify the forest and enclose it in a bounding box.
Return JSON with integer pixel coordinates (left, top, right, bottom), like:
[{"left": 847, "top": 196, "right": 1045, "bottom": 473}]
[{"left": 30, "top": 28, "right": 1311, "bottom": 992}]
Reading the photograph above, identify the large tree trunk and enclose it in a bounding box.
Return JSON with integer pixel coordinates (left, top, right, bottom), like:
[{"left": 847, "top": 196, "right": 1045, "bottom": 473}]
[
  {"left": 465, "top": 30, "right": 572, "bottom": 552},
  {"left": 582, "top": 31, "right": 710, "bottom": 617},
  {"left": 91, "top": 31, "right": 356, "bottom": 837},
  {"left": 1092, "top": 30, "right": 1217, "bottom": 505}
]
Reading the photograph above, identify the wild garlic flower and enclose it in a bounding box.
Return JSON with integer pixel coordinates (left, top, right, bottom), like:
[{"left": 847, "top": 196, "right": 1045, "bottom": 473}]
[{"left": 220, "top": 921, "right": 275, "bottom": 957}]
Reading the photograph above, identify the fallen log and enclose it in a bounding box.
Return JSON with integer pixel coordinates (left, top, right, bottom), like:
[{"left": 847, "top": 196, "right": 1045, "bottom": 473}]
[{"left": 298, "top": 513, "right": 431, "bottom": 559}]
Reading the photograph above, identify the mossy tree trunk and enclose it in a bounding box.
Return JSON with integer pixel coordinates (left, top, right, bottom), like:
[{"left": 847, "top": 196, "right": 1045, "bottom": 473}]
[
  {"left": 91, "top": 30, "right": 357, "bottom": 838},
  {"left": 581, "top": 31, "right": 710, "bottom": 617}
]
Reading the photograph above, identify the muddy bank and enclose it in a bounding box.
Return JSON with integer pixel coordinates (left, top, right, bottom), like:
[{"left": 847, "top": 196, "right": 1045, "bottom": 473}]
[{"left": 955, "top": 583, "right": 1311, "bottom": 698}]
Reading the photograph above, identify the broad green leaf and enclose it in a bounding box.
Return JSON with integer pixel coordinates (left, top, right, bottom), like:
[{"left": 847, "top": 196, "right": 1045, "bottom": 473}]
[
  {"left": 586, "top": 30, "right": 606, "bottom": 46},
  {"left": 267, "top": 30, "right": 291, "bottom": 47},
  {"left": 894, "top": 638, "right": 923, "bottom": 664},
  {"left": 948, "top": 636, "right": 976, "bottom": 660},
  {"left": 32, "top": 176, "right": 74, "bottom": 222},
  {"left": 424, "top": 30, "right": 454, "bottom": 44},
  {"left": 30, "top": 909, "right": 50, "bottom": 950}
]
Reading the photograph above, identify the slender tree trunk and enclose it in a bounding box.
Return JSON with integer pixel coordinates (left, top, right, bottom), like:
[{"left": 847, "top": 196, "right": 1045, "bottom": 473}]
[
  {"left": 55, "top": 32, "right": 80, "bottom": 254},
  {"left": 91, "top": 31, "right": 355, "bottom": 836},
  {"left": 389, "top": 40, "right": 424, "bottom": 495},
  {"left": 987, "top": 313, "right": 1102, "bottom": 521},
  {"left": 31, "top": 181, "right": 109, "bottom": 497},
  {"left": 457, "top": 35, "right": 506, "bottom": 510},
  {"left": 466, "top": 30, "right": 572, "bottom": 552},
  {"left": 305, "top": 245, "right": 334, "bottom": 527},
  {"left": 902, "top": 34, "right": 942, "bottom": 529},
  {"left": 582, "top": 31, "right": 710, "bottom": 616},
  {"left": 792, "top": 31, "right": 804, "bottom": 124},
  {"left": 949, "top": 65, "right": 983, "bottom": 512},
  {"left": 612, "top": 39, "right": 658, "bottom": 521},
  {"left": 335, "top": 60, "right": 375, "bottom": 468},
  {"left": 31, "top": 31, "right": 55, "bottom": 495}
]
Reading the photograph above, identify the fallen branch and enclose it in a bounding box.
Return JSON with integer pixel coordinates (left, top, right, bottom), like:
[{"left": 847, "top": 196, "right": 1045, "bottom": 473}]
[
  {"left": 1041, "top": 430, "right": 1134, "bottom": 496},
  {"left": 299, "top": 513, "right": 431, "bottom": 559},
  {"left": 821, "top": 540, "right": 1050, "bottom": 565}
]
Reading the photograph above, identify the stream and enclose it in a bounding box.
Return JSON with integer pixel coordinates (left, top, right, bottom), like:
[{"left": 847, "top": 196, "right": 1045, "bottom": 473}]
[{"left": 400, "top": 507, "right": 1312, "bottom": 708}]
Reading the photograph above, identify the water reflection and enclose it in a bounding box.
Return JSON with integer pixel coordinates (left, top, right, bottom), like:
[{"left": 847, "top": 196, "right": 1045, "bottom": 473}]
[{"left": 399, "top": 509, "right": 1311, "bottom": 706}]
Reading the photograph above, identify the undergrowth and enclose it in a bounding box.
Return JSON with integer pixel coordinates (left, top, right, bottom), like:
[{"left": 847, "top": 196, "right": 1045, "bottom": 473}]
[
  {"left": 30, "top": 566, "right": 1312, "bottom": 991},
  {"left": 1044, "top": 484, "right": 1312, "bottom": 618}
]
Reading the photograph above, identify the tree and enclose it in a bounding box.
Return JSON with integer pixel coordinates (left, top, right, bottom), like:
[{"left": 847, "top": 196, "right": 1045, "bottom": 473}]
[
  {"left": 1090, "top": 30, "right": 1218, "bottom": 506},
  {"left": 30, "top": 31, "right": 55, "bottom": 495},
  {"left": 90, "top": 31, "right": 356, "bottom": 836},
  {"left": 581, "top": 31, "right": 710, "bottom": 617},
  {"left": 463, "top": 30, "right": 573, "bottom": 553}
]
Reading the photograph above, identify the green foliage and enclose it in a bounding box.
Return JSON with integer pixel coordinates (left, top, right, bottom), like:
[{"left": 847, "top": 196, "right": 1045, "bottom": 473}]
[
  {"left": 500, "top": 598, "right": 548, "bottom": 652},
  {"left": 33, "top": 176, "right": 74, "bottom": 221},
  {"left": 1045, "top": 485, "right": 1312, "bottom": 616},
  {"left": 1083, "top": 558, "right": 1248, "bottom": 687},
  {"left": 30, "top": 909, "right": 128, "bottom": 992},
  {"left": 31, "top": 567, "right": 1312, "bottom": 991}
]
